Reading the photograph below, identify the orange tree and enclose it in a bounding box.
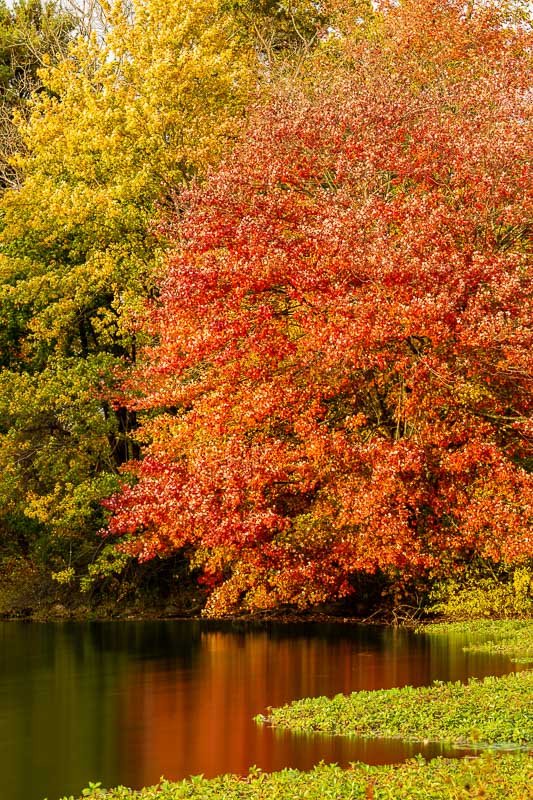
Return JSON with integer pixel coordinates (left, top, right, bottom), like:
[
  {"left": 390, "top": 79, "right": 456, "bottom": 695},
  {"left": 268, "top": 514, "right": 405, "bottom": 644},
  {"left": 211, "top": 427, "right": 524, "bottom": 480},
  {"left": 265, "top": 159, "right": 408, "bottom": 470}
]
[{"left": 107, "top": 0, "right": 532, "bottom": 615}]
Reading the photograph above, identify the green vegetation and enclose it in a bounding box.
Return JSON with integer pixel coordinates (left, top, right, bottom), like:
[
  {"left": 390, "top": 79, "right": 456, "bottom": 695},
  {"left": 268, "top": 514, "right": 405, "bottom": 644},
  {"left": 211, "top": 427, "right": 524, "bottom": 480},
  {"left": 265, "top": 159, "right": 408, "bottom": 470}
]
[
  {"left": 425, "top": 620, "right": 533, "bottom": 664},
  {"left": 0, "top": 0, "right": 74, "bottom": 190},
  {"left": 428, "top": 567, "right": 533, "bottom": 621},
  {"left": 0, "top": 0, "right": 258, "bottom": 617},
  {"left": 61, "top": 753, "right": 532, "bottom": 800},
  {"left": 261, "top": 671, "right": 532, "bottom": 746}
]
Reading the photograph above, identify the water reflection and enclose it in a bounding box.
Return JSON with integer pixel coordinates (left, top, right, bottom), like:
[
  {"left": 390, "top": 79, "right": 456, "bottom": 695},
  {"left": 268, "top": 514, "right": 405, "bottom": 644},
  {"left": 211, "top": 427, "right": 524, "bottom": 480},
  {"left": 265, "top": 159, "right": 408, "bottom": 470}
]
[{"left": 0, "top": 621, "right": 521, "bottom": 800}]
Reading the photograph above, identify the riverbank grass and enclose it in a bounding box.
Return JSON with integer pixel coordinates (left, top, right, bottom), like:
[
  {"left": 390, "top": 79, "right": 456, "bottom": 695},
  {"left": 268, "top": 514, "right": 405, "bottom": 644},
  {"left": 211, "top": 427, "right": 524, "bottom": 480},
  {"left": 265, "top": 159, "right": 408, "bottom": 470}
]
[
  {"left": 259, "top": 619, "right": 533, "bottom": 746},
  {"left": 64, "top": 753, "right": 532, "bottom": 800},
  {"left": 260, "top": 670, "right": 532, "bottom": 746},
  {"left": 424, "top": 619, "right": 533, "bottom": 663},
  {"left": 63, "top": 753, "right": 533, "bottom": 800}
]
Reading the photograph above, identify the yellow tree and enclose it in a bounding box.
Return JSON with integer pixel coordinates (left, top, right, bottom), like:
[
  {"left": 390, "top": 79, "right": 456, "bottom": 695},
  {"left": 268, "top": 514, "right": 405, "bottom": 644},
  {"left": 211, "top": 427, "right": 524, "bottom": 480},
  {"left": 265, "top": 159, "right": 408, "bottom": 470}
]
[{"left": 0, "top": 0, "right": 256, "bottom": 603}]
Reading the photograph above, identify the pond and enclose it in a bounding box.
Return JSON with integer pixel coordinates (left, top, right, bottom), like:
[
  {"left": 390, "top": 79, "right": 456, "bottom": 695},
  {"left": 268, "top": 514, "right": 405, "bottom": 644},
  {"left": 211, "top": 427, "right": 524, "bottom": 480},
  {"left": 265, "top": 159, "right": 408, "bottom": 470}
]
[{"left": 0, "top": 620, "right": 522, "bottom": 800}]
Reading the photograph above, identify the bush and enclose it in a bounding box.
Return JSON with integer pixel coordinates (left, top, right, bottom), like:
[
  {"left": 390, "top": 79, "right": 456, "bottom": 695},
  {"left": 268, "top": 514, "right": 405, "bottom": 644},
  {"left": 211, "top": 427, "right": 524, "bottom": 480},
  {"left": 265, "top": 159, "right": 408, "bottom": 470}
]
[{"left": 428, "top": 566, "right": 533, "bottom": 620}]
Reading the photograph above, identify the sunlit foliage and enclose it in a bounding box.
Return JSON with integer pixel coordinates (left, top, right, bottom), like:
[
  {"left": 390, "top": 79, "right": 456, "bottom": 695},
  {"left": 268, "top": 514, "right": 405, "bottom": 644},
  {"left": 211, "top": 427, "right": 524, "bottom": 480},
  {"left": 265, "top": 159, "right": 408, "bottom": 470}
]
[
  {"left": 107, "top": 0, "right": 532, "bottom": 615},
  {"left": 0, "top": 0, "right": 256, "bottom": 587}
]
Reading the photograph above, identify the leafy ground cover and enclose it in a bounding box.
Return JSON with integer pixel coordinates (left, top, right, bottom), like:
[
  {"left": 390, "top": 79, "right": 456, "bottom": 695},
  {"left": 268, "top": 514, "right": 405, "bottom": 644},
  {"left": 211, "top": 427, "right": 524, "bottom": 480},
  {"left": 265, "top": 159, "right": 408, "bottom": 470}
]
[
  {"left": 261, "top": 671, "right": 533, "bottom": 746},
  {"left": 62, "top": 753, "right": 532, "bottom": 800}
]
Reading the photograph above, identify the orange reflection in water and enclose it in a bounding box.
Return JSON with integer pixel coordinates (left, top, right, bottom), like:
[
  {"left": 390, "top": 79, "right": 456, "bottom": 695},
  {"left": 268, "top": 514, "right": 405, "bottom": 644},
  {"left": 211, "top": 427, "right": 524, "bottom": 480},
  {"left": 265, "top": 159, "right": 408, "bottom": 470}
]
[
  {"left": 1, "top": 620, "right": 519, "bottom": 800},
  {"left": 116, "top": 626, "right": 479, "bottom": 789}
]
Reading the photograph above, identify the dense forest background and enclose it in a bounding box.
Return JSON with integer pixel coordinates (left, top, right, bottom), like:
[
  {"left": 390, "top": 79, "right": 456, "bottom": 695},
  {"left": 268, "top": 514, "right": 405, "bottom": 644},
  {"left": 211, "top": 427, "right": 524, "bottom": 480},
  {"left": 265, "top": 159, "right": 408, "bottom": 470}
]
[{"left": 0, "top": 0, "right": 531, "bottom": 620}]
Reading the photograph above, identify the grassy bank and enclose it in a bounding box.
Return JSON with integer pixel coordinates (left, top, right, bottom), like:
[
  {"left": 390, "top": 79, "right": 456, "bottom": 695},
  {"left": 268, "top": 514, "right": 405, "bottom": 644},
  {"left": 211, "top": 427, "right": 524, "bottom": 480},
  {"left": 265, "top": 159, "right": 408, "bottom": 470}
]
[
  {"left": 424, "top": 620, "right": 533, "bottom": 663},
  {"left": 62, "top": 753, "right": 532, "bottom": 800},
  {"left": 261, "top": 670, "right": 532, "bottom": 746},
  {"left": 261, "top": 620, "right": 533, "bottom": 746}
]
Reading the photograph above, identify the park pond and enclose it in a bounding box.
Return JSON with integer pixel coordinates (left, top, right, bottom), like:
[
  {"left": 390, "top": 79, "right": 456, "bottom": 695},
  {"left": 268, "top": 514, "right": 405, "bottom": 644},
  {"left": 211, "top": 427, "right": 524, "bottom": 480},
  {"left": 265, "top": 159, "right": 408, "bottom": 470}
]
[{"left": 0, "top": 620, "right": 526, "bottom": 800}]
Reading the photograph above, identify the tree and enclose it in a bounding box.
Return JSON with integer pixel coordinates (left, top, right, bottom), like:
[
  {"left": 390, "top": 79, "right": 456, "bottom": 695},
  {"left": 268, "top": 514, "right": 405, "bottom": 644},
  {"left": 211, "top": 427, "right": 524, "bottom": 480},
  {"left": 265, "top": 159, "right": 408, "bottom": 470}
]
[
  {"left": 107, "top": 0, "right": 532, "bottom": 615},
  {"left": 0, "top": 0, "right": 256, "bottom": 593},
  {"left": 0, "top": 0, "right": 74, "bottom": 189}
]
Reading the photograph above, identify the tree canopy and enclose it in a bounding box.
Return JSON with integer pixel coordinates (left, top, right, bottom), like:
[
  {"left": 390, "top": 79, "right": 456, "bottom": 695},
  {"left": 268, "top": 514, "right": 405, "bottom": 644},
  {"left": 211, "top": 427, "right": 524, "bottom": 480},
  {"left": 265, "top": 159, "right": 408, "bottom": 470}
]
[
  {"left": 0, "top": 0, "right": 530, "bottom": 616},
  {"left": 106, "top": 0, "right": 532, "bottom": 615},
  {"left": 0, "top": 0, "right": 258, "bottom": 595}
]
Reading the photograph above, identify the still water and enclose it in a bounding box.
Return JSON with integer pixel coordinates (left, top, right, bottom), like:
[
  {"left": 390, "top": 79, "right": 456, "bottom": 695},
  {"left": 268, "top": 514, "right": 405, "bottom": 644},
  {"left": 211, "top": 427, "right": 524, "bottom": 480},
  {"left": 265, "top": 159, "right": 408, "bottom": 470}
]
[{"left": 0, "top": 620, "right": 522, "bottom": 800}]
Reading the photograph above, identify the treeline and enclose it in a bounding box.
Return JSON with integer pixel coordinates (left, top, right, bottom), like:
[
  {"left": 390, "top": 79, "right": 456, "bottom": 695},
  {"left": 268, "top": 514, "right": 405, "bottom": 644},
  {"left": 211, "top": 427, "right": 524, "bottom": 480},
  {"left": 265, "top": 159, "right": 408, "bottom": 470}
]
[{"left": 0, "top": 0, "right": 531, "bottom": 619}]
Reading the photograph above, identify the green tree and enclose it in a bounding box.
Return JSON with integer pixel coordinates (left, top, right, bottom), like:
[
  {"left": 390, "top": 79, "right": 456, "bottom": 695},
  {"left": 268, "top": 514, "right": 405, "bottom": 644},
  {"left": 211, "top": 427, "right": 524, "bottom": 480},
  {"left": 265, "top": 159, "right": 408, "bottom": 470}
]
[{"left": 0, "top": 0, "right": 256, "bottom": 609}]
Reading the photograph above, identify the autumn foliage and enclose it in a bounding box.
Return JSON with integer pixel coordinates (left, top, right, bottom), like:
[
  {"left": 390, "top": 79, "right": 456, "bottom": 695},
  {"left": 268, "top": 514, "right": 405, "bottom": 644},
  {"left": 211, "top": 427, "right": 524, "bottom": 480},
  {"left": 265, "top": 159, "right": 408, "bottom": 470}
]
[{"left": 105, "top": 0, "right": 533, "bottom": 615}]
